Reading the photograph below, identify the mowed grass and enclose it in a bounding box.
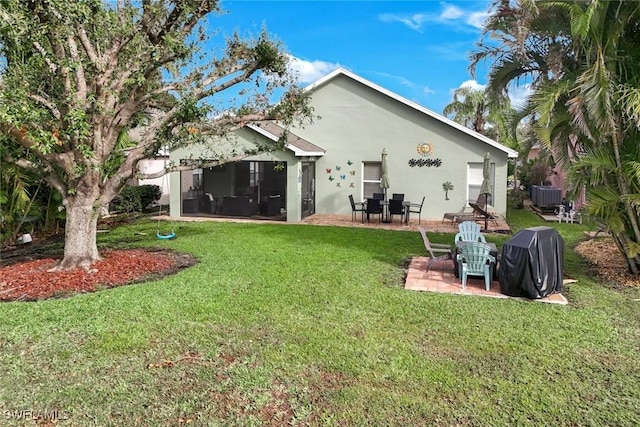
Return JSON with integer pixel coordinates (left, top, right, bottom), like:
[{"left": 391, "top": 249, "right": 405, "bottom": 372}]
[{"left": 1, "top": 211, "right": 640, "bottom": 426}]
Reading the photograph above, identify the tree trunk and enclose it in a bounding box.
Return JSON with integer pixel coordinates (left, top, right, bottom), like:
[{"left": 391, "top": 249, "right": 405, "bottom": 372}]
[
  {"left": 612, "top": 127, "right": 640, "bottom": 275},
  {"left": 50, "top": 199, "right": 102, "bottom": 271}
]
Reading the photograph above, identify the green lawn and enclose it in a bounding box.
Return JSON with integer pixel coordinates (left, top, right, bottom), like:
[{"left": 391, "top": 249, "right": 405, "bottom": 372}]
[{"left": 1, "top": 210, "right": 639, "bottom": 425}]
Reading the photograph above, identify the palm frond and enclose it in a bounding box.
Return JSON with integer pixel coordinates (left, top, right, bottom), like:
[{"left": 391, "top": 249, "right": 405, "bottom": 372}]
[
  {"left": 586, "top": 185, "right": 626, "bottom": 234},
  {"left": 618, "top": 84, "right": 640, "bottom": 126}
]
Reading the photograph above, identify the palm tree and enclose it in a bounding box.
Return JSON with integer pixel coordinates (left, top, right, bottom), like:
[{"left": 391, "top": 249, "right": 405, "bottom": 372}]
[
  {"left": 472, "top": 0, "right": 640, "bottom": 274},
  {"left": 443, "top": 86, "right": 488, "bottom": 134},
  {"left": 443, "top": 85, "right": 517, "bottom": 148},
  {"left": 0, "top": 162, "right": 42, "bottom": 243}
]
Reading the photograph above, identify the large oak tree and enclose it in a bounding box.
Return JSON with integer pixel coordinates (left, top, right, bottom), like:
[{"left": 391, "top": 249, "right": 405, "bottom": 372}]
[{"left": 0, "top": 0, "right": 311, "bottom": 270}]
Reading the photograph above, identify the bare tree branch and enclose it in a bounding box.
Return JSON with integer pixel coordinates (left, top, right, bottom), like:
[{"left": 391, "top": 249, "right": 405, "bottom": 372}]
[
  {"left": 195, "top": 65, "right": 260, "bottom": 99},
  {"left": 27, "top": 94, "right": 61, "bottom": 120},
  {"left": 199, "top": 113, "right": 280, "bottom": 133},
  {"left": 75, "top": 24, "right": 99, "bottom": 66},
  {"left": 33, "top": 41, "right": 58, "bottom": 73},
  {"left": 7, "top": 157, "right": 67, "bottom": 195},
  {"left": 67, "top": 35, "right": 88, "bottom": 107},
  {"left": 136, "top": 152, "right": 264, "bottom": 180}
]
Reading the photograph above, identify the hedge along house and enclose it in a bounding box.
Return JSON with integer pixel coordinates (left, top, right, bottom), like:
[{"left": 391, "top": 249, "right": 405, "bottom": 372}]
[{"left": 168, "top": 68, "right": 518, "bottom": 222}]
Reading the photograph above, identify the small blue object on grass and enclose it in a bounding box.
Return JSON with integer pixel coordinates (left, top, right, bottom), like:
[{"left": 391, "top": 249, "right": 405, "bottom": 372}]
[{"left": 156, "top": 230, "right": 176, "bottom": 240}]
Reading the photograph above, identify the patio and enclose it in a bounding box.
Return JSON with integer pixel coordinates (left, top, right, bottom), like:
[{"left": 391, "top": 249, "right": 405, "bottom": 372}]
[
  {"left": 405, "top": 257, "right": 569, "bottom": 305},
  {"left": 300, "top": 213, "right": 511, "bottom": 234}
]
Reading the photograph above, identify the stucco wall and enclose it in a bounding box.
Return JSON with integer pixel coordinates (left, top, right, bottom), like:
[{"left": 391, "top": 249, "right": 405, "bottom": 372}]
[{"left": 291, "top": 74, "right": 511, "bottom": 219}]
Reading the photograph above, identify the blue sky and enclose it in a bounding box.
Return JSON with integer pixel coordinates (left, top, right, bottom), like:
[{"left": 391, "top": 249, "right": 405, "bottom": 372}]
[{"left": 216, "top": 0, "right": 506, "bottom": 114}]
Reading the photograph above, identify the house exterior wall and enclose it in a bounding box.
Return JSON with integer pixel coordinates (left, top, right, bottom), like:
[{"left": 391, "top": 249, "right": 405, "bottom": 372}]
[
  {"left": 291, "top": 74, "right": 511, "bottom": 219},
  {"left": 168, "top": 71, "right": 515, "bottom": 222}
]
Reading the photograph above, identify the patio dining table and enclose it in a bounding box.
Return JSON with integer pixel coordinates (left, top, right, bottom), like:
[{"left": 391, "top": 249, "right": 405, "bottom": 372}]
[{"left": 363, "top": 199, "right": 411, "bottom": 224}]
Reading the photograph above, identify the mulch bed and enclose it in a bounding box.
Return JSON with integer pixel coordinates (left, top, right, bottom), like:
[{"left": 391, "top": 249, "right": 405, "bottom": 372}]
[
  {"left": 575, "top": 237, "right": 640, "bottom": 288},
  {"left": 0, "top": 248, "right": 197, "bottom": 302}
]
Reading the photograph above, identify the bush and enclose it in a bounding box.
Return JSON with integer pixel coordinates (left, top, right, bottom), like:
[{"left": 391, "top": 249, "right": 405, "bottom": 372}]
[
  {"left": 508, "top": 188, "right": 527, "bottom": 209},
  {"left": 519, "top": 160, "right": 552, "bottom": 189},
  {"left": 111, "top": 185, "right": 161, "bottom": 213}
]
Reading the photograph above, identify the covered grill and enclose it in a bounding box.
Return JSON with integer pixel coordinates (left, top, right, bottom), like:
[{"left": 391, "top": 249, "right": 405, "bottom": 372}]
[{"left": 498, "top": 226, "right": 564, "bottom": 298}]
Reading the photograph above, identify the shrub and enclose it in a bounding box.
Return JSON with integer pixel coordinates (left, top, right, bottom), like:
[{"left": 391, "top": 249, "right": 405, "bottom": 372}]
[
  {"left": 519, "top": 160, "right": 552, "bottom": 189},
  {"left": 111, "top": 185, "right": 161, "bottom": 213},
  {"left": 508, "top": 188, "right": 527, "bottom": 209}
]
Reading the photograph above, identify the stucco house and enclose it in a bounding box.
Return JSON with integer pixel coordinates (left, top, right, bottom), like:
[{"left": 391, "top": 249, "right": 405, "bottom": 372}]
[{"left": 168, "top": 68, "right": 518, "bottom": 222}]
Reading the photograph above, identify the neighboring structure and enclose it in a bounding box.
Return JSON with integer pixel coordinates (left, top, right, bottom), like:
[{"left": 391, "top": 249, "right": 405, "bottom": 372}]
[
  {"left": 136, "top": 154, "right": 170, "bottom": 206},
  {"left": 169, "top": 68, "right": 518, "bottom": 222},
  {"left": 527, "top": 142, "right": 586, "bottom": 210}
]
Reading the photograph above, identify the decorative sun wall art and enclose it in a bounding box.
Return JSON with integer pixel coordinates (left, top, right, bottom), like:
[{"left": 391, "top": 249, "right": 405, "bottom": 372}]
[{"left": 408, "top": 141, "right": 443, "bottom": 168}]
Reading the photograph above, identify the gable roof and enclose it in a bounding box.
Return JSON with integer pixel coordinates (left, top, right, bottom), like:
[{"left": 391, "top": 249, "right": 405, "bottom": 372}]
[
  {"left": 247, "top": 121, "right": 325, "bottom": 157},
  {"left": 304, "top": 68, "right": 519, "bottom": 158}
]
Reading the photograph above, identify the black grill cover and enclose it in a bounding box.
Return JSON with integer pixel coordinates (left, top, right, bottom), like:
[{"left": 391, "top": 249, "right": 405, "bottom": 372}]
[{"left": 499, "top": 226, "right": 564, "bottom": 298}]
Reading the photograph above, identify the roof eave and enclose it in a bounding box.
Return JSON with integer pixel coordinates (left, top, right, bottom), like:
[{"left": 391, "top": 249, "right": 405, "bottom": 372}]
[
  {"left": 285, "top": 144, "right": 325, "bottom": 157},
  {"left": 246, "top": 123, "right": 325, "bottom": 157}
]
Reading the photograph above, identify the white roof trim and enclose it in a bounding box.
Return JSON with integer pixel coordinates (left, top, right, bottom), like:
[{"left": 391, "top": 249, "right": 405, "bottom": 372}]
[
  {"left": 285, "top": 144, "right": 325, "bottom": 157},
  {"left": 305, "top": 68, "right": 519, "bottom": 158},
  {"left": 246, "top": 124, "right": 325, "bottom": 157},
  {"left": 247, "top": 123, "right": 278, "bottom": 142}
]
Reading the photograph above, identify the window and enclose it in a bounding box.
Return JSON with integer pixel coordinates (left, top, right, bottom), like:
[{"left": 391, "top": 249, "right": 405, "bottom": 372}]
[
  {"left": 192, "top": 168, "right": 203, "bottom": 190},
  {"left": 249, "top": 161, "right": 262, "bottom": 187},
  {"left": 467, "top": 162, "right": 494, "bottom": 206},
  {"left": 362, "top": 162, "right": 382, "bottom": 199}
]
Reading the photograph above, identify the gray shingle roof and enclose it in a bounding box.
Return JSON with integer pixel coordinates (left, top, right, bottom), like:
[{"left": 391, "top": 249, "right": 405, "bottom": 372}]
[{"left": 248, "top": 121, "right": 325, "bottom": 157}]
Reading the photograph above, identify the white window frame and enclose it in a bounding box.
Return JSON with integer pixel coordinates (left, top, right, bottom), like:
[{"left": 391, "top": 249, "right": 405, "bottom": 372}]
[
  {"left": 467, "top": 162, "right": 495, "bottom": 207},
  {"left": 361, "top": 161, "right": 382, "bottom": 201}
]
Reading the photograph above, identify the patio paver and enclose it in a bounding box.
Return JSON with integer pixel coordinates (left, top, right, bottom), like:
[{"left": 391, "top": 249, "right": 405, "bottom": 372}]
[{"left": 406, "top": 256, "right": 568, "bottom": 305}]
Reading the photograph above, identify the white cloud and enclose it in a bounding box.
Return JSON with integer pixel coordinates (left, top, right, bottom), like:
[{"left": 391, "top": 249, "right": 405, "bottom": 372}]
[
  {"left": 378, "top": 13, "right": 428, "bottom": 32},
  {"left": 450, "top": 80, "right": 533, "bottom": 108},
  {"left": 440, "top": 5, "right": 464, "bottom": 20},
  {"left": 425, "top": 41, "right": 474, "bottom": 61},
  {"left": 423, "top": 86, "right": 435, "bottom": 95},
  {"left": 459, "top": 80, "right": 486, "bottom": 91},
  {"left": 374, "top": 71, "right": 416, "bottom": 88},
  {"left": 379, "top": 3, "right": 488, "bottom": 32},
  {"left": 466, "top": 11, "right": 489, "bottom": 29},
  {"left": 288, "top": 56, "right": 342, "bottom": 83},
  {"left": 507, "top": 83, "right": 533, "bottom": 109},
  {"left": 447, "top": 80, "right": 485, "bottom": 101}
]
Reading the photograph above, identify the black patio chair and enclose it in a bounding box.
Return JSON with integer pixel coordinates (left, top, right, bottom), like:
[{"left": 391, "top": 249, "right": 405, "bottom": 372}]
[
  {"left": 388, "top": 199, "right": 405, "bottom": 223},
  {"left": 373, "top": 193, "right": 384, "bottom": 200},
  {"left": 365, "top": 198, "right": 383, "bottom": 223},
  {"left": 348, "top": 194, "right": 365, "bottom": 222},
  {"left": 408, "top": 196, "right": 425, "bottom": 224},
  {"left": 392, "top": 193, "right": 405, "bottom": 201}
]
